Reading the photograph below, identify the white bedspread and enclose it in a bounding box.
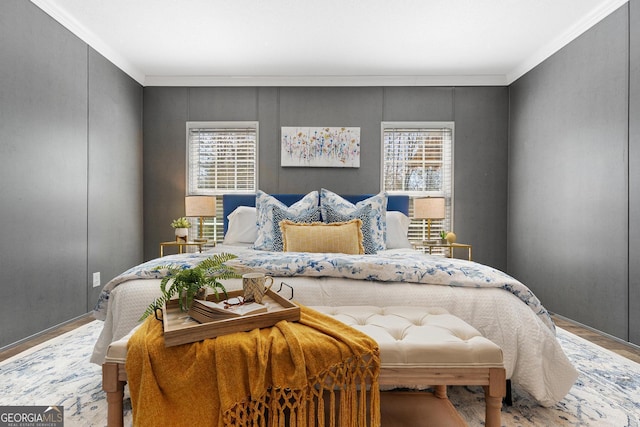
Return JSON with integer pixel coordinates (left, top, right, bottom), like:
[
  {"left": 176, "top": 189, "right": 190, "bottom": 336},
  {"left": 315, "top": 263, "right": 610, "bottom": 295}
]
[{"left": 91, "top": 245, "right": 577, "bottom": 407}]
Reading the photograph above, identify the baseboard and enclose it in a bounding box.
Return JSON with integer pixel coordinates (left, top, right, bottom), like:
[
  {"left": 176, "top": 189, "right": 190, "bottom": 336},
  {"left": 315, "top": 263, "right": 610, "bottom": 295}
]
[
  {"left": 0, "top": 312, "right": 94, "bottom": 353},
  {"left": 552, "top": 312, "right": 640, "bottom": 351}
]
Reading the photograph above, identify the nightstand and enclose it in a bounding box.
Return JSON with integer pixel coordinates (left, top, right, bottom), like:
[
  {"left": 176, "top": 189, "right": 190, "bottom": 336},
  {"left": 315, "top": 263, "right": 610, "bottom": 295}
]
[
  {"left": 413, "top": 241, "right": 473, "bottom": 261},
  {"left": 159, "top": 241, "right": 213, "bottom": 257}
]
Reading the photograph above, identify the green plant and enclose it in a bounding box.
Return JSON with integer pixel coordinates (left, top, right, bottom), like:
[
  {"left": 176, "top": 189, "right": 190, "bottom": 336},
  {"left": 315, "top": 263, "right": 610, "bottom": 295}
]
[
  {"left": 140, "top": 253, "right": 240, "bottom": 320},
  {"left": 171, "top": 217, "right": 191, "bottom": 228},
  {"left": 439, "top": 230, "right": 447, "bottom": 240}
]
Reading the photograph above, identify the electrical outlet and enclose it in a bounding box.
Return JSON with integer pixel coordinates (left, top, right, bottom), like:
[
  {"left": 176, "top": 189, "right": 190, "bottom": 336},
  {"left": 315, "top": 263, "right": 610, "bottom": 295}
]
[{"left": 92, "top": 272, "right": 101, "bottom": 288}]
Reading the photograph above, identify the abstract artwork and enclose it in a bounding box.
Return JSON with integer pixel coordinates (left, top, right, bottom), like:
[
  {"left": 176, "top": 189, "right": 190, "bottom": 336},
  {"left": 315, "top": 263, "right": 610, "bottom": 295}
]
[{"left": 281, "top": 127, "right": 360, "bottom": 167}]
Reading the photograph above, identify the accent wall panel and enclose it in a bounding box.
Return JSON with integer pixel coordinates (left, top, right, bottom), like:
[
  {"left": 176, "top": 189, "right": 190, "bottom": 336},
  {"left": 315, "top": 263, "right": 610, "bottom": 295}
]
[
  {"left": 453, "top": 87, "right": 509, "bottom": 272},
  {"left": 629, "top": 0, "right": 640, "bottom": 345},
  {"left": 277, "top": 87, "right": 383, "bottom": 194},
  {"left": 0, "top": 1, "right": 88, "bottom": 347},
  {"left": 87, "top": 48, "right": 144, "bottom": 311},
  {"left": 508, "top": 6, "right": 629, "bottom": 339},
  {"left": 143, "top": 87, "right": 189, "bottom": 260},
  {"left": 143, "top": 85, "right": 508, "bottom": 271}
]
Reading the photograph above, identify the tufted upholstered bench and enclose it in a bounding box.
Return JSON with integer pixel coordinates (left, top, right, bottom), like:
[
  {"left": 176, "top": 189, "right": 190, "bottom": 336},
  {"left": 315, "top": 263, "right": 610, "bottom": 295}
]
[
  {"left": 102, "top": 306, "right": 505, "bottom": 427},
  {"left": 311, "top": 306, "right": 506, "bottom": 427}
]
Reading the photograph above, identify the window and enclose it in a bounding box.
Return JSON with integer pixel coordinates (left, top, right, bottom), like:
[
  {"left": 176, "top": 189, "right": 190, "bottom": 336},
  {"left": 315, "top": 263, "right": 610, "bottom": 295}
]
[
  {"left": 381, "top": 122, "right": 454, "bottom": 244},
  {"left": 187, "top": 121, "right": 258, "bottom": 241}
]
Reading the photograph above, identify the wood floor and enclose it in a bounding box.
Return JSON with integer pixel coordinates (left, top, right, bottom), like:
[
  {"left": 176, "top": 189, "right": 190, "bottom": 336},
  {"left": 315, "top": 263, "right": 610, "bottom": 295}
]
[
  {"left": 0, "top": 313, "right": 95, "bottom": 363},
  {"left": 551, "top": 314, "right": 640, "bottom": 364},
  {"left": 2, "top": 312, "right": 639, "bottom": 364}
]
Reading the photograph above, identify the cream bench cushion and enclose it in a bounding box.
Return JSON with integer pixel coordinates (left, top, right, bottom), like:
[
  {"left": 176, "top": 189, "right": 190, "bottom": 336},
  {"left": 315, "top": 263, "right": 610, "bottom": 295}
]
[
  {"left": 309, "top": 305, "right": 504, "bottom": 369},
  {"left": 104, "top": 325, "right": 138, "bottom": 365}
]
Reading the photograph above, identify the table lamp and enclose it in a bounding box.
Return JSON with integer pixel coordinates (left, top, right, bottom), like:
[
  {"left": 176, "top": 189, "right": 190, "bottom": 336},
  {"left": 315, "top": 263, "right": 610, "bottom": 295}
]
[
  {"left": 185, "top": 196, "right": 216, "bottom": 242},
  {"left": 413, "top": 197, "right": 445, "bottom": 242}
]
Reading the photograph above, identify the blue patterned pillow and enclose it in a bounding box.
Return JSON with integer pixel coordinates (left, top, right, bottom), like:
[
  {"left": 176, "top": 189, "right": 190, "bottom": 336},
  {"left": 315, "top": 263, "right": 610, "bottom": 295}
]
[
  {"left": 253, "top": 190, "right": 319, "bottom": 251},
  {"left": 323, "top": 205, "right": 375, "bottom": 254},
  {"left": 320, "top": 189, "right": 387, "bottom": 253},
  {"left": 271, "top": 205, "right": 321, "bottom": 251}
]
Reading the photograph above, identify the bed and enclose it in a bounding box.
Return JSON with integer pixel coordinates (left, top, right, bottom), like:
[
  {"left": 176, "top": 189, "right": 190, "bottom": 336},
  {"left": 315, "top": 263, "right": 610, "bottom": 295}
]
[{"left": 91, "top": 189, "right": 578, "bottom": 407}]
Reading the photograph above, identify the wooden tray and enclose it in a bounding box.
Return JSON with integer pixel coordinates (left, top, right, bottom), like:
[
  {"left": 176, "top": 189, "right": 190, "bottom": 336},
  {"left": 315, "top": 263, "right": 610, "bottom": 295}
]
[{"left": 161, "top": 289, "right": 300, "bottom": 347}]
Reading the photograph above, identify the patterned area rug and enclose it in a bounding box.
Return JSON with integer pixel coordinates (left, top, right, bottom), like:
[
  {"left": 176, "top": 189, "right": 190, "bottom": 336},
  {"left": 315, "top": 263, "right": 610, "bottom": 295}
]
[
  {"left": 0, "top": 320, "right": 639, "bottom": 426},
  {"left": 451, "top": 330, "right": 640, "bottom": 426}
]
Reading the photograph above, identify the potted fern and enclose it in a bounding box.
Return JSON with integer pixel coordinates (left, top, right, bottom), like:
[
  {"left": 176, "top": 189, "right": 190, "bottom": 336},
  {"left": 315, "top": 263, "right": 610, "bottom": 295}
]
[{"left": 140, "top": 253, "right": 240, "bottom": 320}]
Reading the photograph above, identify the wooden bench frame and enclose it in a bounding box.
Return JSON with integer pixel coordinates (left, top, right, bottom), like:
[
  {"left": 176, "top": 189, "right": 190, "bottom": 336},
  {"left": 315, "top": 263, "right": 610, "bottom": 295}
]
[
  {"left": 379, "top": 366, "right": 506, "bottom": 427},
  {"left": 102, "top": 361, "right": 505, "bottom": 427},
  {"left": 102, "top": 362, "right": 128, "bottom": 427}
]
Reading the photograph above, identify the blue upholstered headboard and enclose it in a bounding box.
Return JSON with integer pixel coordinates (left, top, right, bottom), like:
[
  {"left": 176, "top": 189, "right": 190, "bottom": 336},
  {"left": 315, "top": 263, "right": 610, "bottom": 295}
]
[{"left": 222, "top": 193, "right": 409, "bottom": 234}]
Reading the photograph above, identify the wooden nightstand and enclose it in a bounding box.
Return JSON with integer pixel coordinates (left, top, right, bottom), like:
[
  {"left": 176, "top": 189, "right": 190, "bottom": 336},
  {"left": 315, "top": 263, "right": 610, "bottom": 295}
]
[{"left": 159, "top": 241, "right": 213, "bottom": 257}]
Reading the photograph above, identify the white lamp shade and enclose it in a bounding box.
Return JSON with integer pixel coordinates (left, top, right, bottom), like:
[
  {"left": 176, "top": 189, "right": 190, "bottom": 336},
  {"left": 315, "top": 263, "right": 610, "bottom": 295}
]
[
  {"left": 414, "top": 197, "right": 445, "bottom": 219},
  {"left": 185, "top": 196, "right": 217, "bottom": 217}
]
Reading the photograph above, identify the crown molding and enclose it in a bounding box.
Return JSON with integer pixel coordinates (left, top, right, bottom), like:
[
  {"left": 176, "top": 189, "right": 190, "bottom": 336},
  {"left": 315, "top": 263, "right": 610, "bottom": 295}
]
[
  {"left": 30, "top": 0, "right": 146, "bottom": 85},
  {"left": 143, "top": 74, "right": 508, "bottom": 87},
  {"left": 507, "top": 0, "right": 628, "bottom": 84},
  {"left": 32, "top": 0, "right": 628, "bottom": 88}
]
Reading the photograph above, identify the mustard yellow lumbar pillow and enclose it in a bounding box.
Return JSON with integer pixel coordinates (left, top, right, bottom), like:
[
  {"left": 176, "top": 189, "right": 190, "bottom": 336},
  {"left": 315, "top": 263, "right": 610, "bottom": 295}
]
[{"left": 280, "top": 219, "right": 364, "bottom": 254}]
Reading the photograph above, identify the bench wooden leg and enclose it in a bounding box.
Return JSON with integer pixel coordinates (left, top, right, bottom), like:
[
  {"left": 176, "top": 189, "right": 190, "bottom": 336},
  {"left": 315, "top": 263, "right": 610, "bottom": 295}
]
[
  {"left": 102, "top": 363, "right": 126, "bottom": 427},
  {"left": 434, "top": 385, "right": 447, "bottom": 399},
  {"left": 484, "top": 368, "right": 506, "bottom": 427}
]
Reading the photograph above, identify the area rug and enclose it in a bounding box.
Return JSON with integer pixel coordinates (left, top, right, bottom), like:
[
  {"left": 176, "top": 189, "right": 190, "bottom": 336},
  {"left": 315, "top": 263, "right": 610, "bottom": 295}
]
[
  {"left": 450, "top": 329, "right": 640, "bottom": 426},
  {"left": 0, "top": 321, "right": 638, "bottom": 426}
]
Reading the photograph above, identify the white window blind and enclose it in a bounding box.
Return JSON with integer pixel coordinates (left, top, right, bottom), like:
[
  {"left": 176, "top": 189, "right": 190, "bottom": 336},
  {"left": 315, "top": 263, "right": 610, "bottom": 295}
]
[
  {"left": 187, "top": 122, "right": 258, "bottom": 194},
  {"left": 382, "top": 122, "right": 454, "bottom": 246},
  {"left": 187, "top": 121, "right": 258, "bottom": 242}
]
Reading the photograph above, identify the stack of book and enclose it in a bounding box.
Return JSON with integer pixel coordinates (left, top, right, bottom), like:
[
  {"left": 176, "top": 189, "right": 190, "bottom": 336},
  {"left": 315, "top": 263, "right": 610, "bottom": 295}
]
[
  {"left": 189, "top": 298, "right": 267, "bottom": 324},
  {"left": 163, "top": 289, "right": 301, "bottom": 346}
]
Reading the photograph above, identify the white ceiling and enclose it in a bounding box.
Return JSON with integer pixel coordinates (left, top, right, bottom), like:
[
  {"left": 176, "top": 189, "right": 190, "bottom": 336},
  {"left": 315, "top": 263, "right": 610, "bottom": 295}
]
[{"left": 32, "top": 0, "right": 627, "bottom": 87}]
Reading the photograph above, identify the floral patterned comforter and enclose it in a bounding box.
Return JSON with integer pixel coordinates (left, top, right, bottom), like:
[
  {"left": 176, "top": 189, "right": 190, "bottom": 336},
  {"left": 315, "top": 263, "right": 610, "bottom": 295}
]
[
  {"left": 93, "top": 251, "right": 216, "bottom": 321},
  {"left": 225, "top": 248, "right": 554, "bottom": 331},
  {"left": 94, "top": 247, "right": 553, "bottom": 331}
]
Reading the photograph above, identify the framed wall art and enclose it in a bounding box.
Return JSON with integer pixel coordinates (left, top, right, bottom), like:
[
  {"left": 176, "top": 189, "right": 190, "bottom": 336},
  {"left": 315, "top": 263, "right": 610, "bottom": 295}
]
[{"left": 281, "top": 127, "right": 360, "bottom": 168}]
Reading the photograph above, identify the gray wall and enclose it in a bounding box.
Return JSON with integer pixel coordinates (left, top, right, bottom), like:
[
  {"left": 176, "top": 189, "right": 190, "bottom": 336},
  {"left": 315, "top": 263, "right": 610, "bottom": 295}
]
[
  {"left": 87, "top": 49, "right": 144, "bottom": 310},
  {"left": 143, "top": 86, "right": 509, "bottom": 269},
  {"left": 630, "top": 0, "right": 640, "bottom": 345},
  {"left": 509, "top": 4, "right": 635, "bottom": 343},
  {"left": 0, "top": 1, "right": 143, "bottom": 348},
  {"left": 9, "top": 0, "right": 635, "bottom": 349}
]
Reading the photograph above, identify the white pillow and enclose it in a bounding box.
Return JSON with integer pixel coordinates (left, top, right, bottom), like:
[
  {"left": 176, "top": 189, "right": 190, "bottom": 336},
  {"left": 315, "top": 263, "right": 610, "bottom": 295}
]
[
  {"left": 385, "top": 211, "right": 412, "bottom": 249},
  {"left": 222, "top": 206, "right": 258, "bottom": 245}
]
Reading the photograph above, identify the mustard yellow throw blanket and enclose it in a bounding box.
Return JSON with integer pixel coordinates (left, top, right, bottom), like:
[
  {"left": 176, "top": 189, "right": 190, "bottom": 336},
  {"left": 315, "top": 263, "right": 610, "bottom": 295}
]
[{"left": 126, "top": 306, "right": 380, "bottom": 426}]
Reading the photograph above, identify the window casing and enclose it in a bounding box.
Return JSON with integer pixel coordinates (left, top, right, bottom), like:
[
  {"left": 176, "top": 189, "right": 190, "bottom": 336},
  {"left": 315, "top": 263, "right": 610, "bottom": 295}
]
[
  {"left": 187, "top": 121, "right": 258, "bottom": 242},
  {"left": 381, "top": 122, "right": 454, "bottom": 245}
]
